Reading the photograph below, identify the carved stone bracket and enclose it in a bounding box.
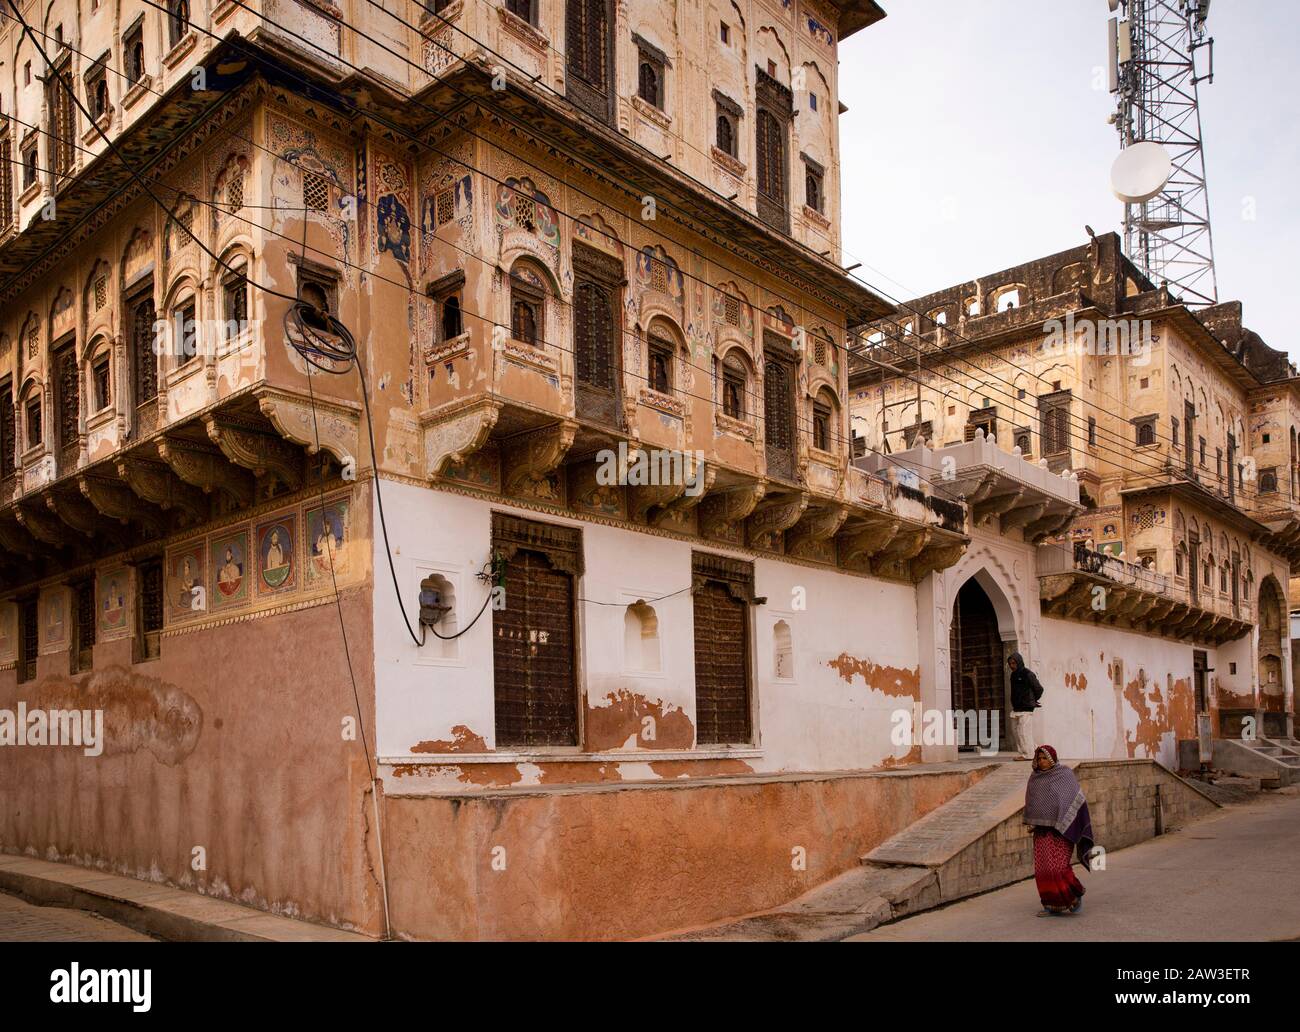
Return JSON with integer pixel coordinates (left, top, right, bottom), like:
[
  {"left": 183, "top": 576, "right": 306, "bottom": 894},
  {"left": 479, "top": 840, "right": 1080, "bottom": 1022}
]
[
  {"left": 117, "top": 455, "right": 209, "bottom": 524},
  {"left": 258, "top": 389, "right": 363, "bottom": 469},
  {"left": 157, "top": 436, "right": 255, "bottom": 507},
  {"left": 698, "top": 481, "right": 766, "bottom": 541},
  {"left": 1026, "top": 507, "right": 1076, "bottom": 543},
  {"left": 746, "top": 491, "right": 808, "bottom": 551},
  {"left": 501, "top": 420, "right": 577, "bottom": 502},
  {"left": 974, "top": 488, "right": 1024, "bottom": 527},
  {"left": 647, "top": 463, "right": 717, "bottom": 527},
  {"left": 205, "top": 414, "right": 304, "bottom": 492},
  {"left": 0, "top": 516, "right": 41, "bottom": 557},
  {"left": 45, "top": 490, "right": 103, "bottom": 538},
  {"left": 786, "top": 504, "right": 847, "bottom": 560},
  {"left": 423, "top": 398, "right": 504, "bottom": 481},
  {"left": 871, "top": 527, "right": 931, "bottom": 577},
  {"left": 910, "top": 538, "right": 969, "bottom": 582},
  {"left": 79, "top": 474, "right": 165, "bottom": 536},
  {"left": 1001, "top": 500, "right": 1046, "bottom": 531},
  {"left": 15, "top": 502, "right": 68, "bottom": 548},
  {"left": 838, "top": 517, "right": 902, "bottom": 570}
]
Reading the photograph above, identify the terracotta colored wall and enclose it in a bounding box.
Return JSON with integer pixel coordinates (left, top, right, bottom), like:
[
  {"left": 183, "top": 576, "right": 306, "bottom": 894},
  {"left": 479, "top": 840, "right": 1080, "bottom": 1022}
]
[
  {"left": 382, "top": 765, "right": 989, "bottom": 941},
  {"left": 0, "top": 586, "right": 382, "bottom": 935}
]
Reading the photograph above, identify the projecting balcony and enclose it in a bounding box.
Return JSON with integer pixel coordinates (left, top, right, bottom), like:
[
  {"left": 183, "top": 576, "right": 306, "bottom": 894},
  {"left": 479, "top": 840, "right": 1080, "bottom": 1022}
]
[
  {"left": 0, "top": 384, "right": 360, "bottom": 591},
  {"left": 1037, "top": 542, "right": 1252, "bottom": 646},
  {"left": 856, "top": 431, "right": 1083, "bottom": 543}
]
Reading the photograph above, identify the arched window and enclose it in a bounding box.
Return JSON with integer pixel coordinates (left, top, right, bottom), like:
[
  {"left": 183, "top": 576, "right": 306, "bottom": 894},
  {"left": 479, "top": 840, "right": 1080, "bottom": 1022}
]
[
  {"left": 509, "top": 261, "right": 548, "bottom": 347},
  {"left": 812, "top": 387, "right": 837, "bottom": 452},
  {"left": 623, "top": 602, "right": 661, "bottom": 673},
  {"left": 441, "top": 295, "right": 462, "bottom": 341},
  {"left": 168, "top": 0, "right": 190, "bottom": 48},
  {"left": 716, "top": 112, "right": 735, "bottom": 157},
  {"left": 721, "top": 352, "right": 747, "bottom": 419},
  {"left": 755, "top": 110, "right": 785, "bottom": 207},
  {"left": 773, "top": 620, "right": 793, "bottom": 679},
  {"left": 648, "top": 333, "right": 673, "bottom": 394},
  {"left": 637, "top": 60, "right": 660, "bottom": 107}
]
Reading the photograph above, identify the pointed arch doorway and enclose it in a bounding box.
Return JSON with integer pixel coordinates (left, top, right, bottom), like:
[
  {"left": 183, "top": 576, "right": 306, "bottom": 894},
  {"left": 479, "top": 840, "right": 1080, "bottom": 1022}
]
[{"left": 949, "top": 574, "right": 1016, "bottom": 750}]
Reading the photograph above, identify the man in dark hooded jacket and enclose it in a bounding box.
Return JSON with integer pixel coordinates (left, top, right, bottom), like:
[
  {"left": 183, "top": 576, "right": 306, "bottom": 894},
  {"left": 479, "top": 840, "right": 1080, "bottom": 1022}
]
[{"left": 1007, "top": 652, "right": 1043, "bottom": 760}]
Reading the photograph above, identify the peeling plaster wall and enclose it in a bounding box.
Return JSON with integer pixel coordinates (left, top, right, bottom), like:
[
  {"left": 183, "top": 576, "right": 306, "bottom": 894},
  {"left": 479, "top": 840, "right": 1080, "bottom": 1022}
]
[
  {"left": 382, "top": 764, "right": 987, "bottom": 941},
  {"left": 373, "top": 480, "right": 919, "bottom": 785},
  {"left": 1036, "top": 617, "right": 1205, "bottom": 768}
]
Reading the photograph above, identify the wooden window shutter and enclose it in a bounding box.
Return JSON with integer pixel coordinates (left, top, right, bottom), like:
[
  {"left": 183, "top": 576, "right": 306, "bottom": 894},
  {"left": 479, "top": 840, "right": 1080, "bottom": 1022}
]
[
  {"left": 491, "top": 514, "right": 582, "bottom": 748},
  {"left": 692, "top": 552, "right": 753, "bottom": 745}
]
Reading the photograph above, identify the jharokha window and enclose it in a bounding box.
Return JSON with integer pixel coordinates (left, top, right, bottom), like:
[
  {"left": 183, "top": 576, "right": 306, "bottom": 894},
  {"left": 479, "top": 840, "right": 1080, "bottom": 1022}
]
[
  {"left": 490, "top": 513, "right": 583, "bottom": 748},
  {"left": 125, "top": 23, "right": 146, "bottom": 85}
]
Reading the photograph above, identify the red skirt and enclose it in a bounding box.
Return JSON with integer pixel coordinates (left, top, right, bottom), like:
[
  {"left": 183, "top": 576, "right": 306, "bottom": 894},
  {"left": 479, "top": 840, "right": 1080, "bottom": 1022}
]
[{"left": 1033, "top": 828, "right": 1085, "bottom": 911}]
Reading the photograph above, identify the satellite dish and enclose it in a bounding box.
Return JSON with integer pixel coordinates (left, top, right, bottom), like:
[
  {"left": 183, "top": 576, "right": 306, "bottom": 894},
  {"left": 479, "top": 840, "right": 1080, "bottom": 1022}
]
[{"left": 1110, "top": 141, "right": 1172, "bottom": 204}]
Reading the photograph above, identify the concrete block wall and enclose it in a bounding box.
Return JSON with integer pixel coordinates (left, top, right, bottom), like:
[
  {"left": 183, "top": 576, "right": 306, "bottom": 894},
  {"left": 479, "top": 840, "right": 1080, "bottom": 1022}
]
[{"left": 934, "top": 760, "right": 1217, "bottom": 902}]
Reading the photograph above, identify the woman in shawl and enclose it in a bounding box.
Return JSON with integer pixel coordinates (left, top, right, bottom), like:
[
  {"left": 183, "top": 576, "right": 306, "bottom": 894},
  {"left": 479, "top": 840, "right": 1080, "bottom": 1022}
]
[{"left": 1023, "top": 745, "right": 1095, "bottom": 914}]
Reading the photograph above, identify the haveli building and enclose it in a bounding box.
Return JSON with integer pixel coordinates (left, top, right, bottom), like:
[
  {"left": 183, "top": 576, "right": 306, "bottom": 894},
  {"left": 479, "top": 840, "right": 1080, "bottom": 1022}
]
[
  {"left": 849, "top": 232, "right": 1297, "bottom": 770},
  {"left": 0, "top": 0, "right": 1289, "bottom": 941}
]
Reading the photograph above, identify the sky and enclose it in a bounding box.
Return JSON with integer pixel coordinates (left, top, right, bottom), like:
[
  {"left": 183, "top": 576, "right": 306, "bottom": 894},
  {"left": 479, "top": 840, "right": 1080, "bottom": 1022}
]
[{"left": 837, "top": 0, "right": 1300, "bottom": 358}]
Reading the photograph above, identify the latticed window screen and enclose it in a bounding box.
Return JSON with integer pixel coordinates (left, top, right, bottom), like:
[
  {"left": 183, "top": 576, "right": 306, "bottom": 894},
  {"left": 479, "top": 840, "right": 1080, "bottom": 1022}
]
[
  {"left": 574, "top": 280, "right": 614, "bottom": 389},
  {"left": 692, "top": 552, "right": 753, "bottom": 745},
  {"left": 811, "top": 334, "right": 828, "bottom": 367},
  {"left": 723, "top": 293, "right": 741, "bottom": 326},
  {"left": 1039, "top": 393, "right": 1070, "bottom": 455},
  {"left": 54, "top": 344, "right": 79, "bottom": 450},
  {"left": 303, "top": 171, "right": 329, "bottom": 212},
  {"left": 19, "top": 598, "right": 37, "bottom": 683},
  {"left": 94, "top": 277, "right": 107, "bottom": 311},
  {"left": 514, "top": 193, "right": 535, "bottom": 232},
  {"left": 491, "top": 514, "right": 582, "bottom": 748},
  {"left": 435, "top": 187, "right": 454, "bottom": 225},
  {"left": 0, "top": 137, "right": 11, "bottom": 231},
  {"left": 132, "top": 296, "right": 158, "bottom": 403},
  {"left": 226, "top": 172, "right": 244, "bottom": 211},
  {"left": 50, "top": 63, "right": 76, "bottom": 178},
  {"left": 73, "top": 579, "right": 95, "bottom": 673},
  {"left": 755, "top": 110, "right": 784, "bottom": 203},
  {"left": 764, "top": 352, "right": 793, "bottom": 451},
  {"left": 566, "top": 0, "right": 608, "bottom": 88},
  {"left": 650, "top": 259, "right": 669, "bottom": 293},
  {"left": 0, "top": 385, "right": 14, "bottom": 478},
  {"left": 139, "top": 560, "right": 163, "bottom": 660}
]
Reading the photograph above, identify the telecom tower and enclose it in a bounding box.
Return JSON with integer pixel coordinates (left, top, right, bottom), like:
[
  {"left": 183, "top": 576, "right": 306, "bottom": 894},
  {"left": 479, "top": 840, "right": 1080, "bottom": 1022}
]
[{"left": 1107, "top": 0, "right": 1218, "bottom": 306}]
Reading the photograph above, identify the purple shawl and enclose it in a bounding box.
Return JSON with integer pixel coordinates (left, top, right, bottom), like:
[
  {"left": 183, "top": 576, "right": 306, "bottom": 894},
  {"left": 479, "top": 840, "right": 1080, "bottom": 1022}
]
[{"left": 1023, "top": 750, "right": 1096, "bottom": 869}]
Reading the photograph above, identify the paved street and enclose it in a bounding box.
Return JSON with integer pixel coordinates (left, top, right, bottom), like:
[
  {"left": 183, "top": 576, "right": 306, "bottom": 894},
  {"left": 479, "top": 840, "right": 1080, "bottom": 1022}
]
[
  {"left": 0, "top": 891, "right": 155, "bottom": 942},
  {"left": 848, "top": 789, "right": 1300, "bottom": 941}
]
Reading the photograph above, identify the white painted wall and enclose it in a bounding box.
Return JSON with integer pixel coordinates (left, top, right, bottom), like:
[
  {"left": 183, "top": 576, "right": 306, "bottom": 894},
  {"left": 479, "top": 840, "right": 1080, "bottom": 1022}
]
[{"left": 372, "top": 481, "right": 919, "bottom": 775}]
